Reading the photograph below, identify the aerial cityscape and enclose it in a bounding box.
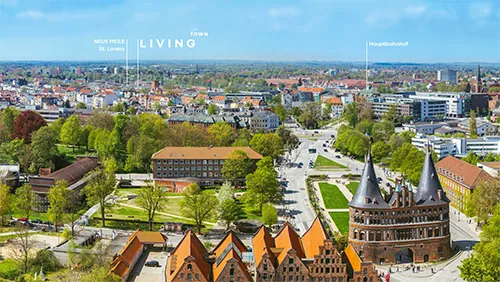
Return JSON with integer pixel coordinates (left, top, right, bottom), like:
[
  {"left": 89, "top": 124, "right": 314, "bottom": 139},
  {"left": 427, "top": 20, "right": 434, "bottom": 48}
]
[{"left": 0, "top": 0, "right": 499, "bottom": 282}]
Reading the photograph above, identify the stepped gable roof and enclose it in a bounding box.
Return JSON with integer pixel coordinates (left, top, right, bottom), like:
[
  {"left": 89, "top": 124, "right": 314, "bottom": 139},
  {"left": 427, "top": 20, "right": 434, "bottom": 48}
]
[
  {"left": 166, "top": 229, "right": 211, "bottom": 281},
  {"left": 301, "top": 217, "right": 329, "bottom": 258},
  {"left": 212, "top": 231, "right": 251, "bottom": 282},
  {"left": 252, "top": 226, "right": 276, "bottom": 268},
  {"left": 415, "top": 150, "right": 449, "bottom": 206},
  {"left": 349, "top": 148, "right": 390, "bottom": 209},
  {"left": 274, "top": 222, "right": 305, "bottom": 264}
]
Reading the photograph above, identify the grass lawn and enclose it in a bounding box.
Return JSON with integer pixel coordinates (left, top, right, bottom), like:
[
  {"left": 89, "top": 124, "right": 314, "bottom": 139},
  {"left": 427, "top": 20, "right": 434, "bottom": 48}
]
[
  {"left": 117, "top": 188, "right": 181, "bottom": 197},
  {"left": 238, "top": 200, "right": 262, "bottom": 220},
  {"left": 319, "top": 182, "right": 349, "bottom": 209},
  {"left": 329, "top": 212, "right": 350, "bottom": 235},
  {"left": 57, "top": 145, "right": 95, "bottom": 162},
  {"left": 314, "top": 155, "right": 346, "bottom": 168},
  {"left": 346, "top": 182, "right": 359, "bottom": 195},
  {"left": 10, "top": 210, "right": 53, "bottom": 222}
]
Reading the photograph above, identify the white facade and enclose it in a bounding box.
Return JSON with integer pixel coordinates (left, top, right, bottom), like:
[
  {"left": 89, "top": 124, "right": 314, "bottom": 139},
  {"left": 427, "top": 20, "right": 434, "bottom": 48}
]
[
  {"left": 410, "top": 92, "right": 468, "bottom": 118},
  {"left": 249, "top": 112, "right": 279, "bottom": 131},
  {"left": 412, "top": 134, "right": 500, "bottom": 158}
]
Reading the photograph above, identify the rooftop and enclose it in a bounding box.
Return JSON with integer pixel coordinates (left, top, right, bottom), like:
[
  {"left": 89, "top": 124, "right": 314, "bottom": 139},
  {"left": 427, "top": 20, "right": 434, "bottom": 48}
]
[{"left": 152, "top": 147, "right": 262, "bottom": 160}]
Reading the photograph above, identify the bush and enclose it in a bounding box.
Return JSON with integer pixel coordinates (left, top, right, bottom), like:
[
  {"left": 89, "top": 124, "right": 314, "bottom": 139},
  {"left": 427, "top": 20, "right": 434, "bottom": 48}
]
[{"left": 29, "top": 249, "right": 61, "bottom": 274}]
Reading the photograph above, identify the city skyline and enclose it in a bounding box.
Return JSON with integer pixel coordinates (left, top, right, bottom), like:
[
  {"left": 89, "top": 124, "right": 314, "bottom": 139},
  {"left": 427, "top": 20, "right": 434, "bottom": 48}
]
[{"left": 0, "top": 0, "right": 499, "bottom": 62}]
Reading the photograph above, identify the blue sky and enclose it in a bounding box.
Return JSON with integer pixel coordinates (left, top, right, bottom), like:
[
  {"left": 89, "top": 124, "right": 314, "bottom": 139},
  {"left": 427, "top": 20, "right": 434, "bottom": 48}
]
[{"left": 0, "top": 0, "right": 499, "bottom": 62}]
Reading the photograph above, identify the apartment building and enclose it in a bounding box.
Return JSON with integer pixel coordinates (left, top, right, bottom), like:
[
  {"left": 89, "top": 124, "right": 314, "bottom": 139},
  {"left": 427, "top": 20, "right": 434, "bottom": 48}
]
[
  {"left": 436, "top": 156, "right": 492, "bottom": 212},
  {"left": 249, "top": 111, "right": 279, "bottom": 131},
  {"left": 409, "top": 92, "right": 470, "bottom": 118},
  {"left": 370, "top": 95, "right": 447, "bottom": 122},
  {"left": 152, "top": 147, "right": 262, "bottom": 187}
]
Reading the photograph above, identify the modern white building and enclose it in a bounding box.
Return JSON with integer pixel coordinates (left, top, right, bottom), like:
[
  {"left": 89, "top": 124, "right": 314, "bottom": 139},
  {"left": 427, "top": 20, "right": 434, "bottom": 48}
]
[
  {"left": 457, "top": 119, "right": 498, "bottom": 136},
  {"left": 412, "top": 134, "right": 500, "bottom": 158},
  {"left": 409, "top": 92, "right": 469, "bottom": 118}
]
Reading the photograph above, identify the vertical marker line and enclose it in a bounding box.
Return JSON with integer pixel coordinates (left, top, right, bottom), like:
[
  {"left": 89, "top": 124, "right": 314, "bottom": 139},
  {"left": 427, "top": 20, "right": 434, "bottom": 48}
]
[
  {"left": 126, "top": 39, "right": 128, "bottom": 86},
  {"left": 137, "top": 39, "right": 139, "bottom": 89},
  {"left": 366, "top": 41, "right": 368, "bottom": 90}
]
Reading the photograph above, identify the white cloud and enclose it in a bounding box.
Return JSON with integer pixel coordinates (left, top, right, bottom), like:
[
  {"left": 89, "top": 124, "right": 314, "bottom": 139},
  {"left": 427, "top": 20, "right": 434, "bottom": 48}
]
[
  {"left": 469, "top": 2, "right": 493, "bottom": 25},
  {"left": 268, "top": 6, "right": 301, "bottom": 18},
  {"left": 405, "top": 5, "right": 426, "bottom": 15},
  {"left": 17, "top": 10, "right": 91, "bottom": 21}
]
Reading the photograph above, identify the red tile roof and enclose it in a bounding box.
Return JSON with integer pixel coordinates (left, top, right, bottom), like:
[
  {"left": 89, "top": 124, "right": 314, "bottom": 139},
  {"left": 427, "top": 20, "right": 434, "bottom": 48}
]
[{"left": 436, "top": 156, "right": 493, "bottom": 189}]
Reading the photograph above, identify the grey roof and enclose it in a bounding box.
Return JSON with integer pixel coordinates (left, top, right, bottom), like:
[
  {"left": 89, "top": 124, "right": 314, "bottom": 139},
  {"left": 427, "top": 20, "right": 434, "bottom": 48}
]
[
  {"left": 349, "top": 150, "right": 390, "bottom": 209},
  {"left": 415, "top": 150, "right": 450, "bottom": 206}
]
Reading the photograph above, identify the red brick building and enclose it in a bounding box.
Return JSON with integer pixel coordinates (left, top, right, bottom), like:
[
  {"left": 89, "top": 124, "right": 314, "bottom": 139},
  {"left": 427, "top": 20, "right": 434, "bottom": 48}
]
[
  {"left": 152, "top": 146, "right": 262, "bottom": 187},
  {"left": 348, "top": 149, "right": 452, "bottom": 264}
]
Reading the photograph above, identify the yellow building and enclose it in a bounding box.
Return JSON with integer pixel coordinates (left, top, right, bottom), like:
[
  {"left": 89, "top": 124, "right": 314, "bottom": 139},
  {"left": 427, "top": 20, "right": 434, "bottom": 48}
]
[{"left": 435, "top": 156, "right": 492, "bottom": 213}]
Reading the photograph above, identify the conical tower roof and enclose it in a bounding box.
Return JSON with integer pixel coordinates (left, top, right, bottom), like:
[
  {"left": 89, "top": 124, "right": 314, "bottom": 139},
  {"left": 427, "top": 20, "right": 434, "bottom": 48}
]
[
  {"left": 349, "top": 148, "right": 389, "bottom": 209},
  {"left": 415, "top": 150, "right": 449, "bottom": 205}
]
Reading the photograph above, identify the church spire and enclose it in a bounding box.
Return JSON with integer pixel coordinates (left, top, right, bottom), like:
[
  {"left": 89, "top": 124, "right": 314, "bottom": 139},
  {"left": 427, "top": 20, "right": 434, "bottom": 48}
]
[
  {"left": 476, "top": 64, "right": 482, "bottom": 93},
  {"left": 349, "top": 146, "right": 390, "bottom": 209}
]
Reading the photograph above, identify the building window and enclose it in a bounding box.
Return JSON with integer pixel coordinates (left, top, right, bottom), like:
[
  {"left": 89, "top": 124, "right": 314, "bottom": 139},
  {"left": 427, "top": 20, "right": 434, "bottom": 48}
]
[
  {"left": 289, "top": 258, "right": 294, "bottom": 264},
  {"left": 208, "top": 160, "right": 213, "bottom": 164},
  {"left": 180, "top": 160, "right": 184, "bottom": 164},
  {"left": 174, "top": 160, "right": 178, "bottom": 164},
  {"left": 186, "top": 160, "right": 190, "bottom": 165},
  {"left": 203, "top": 172, "right": 207, "bottom": 177},
  {"left": 208, "top": 166, "right": 213, "bottom": 171},
  {"left": 203, "top": 160, "right": 207, "bottom": 164}
]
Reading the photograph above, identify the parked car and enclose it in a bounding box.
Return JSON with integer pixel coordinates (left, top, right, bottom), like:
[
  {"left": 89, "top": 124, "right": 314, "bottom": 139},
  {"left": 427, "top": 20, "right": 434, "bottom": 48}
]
[
  {"left": 331, "top": 135, "right": 335, "bottom": 138},
  {"left": 43, "top": 221, "right": 52, "bottom": 226},
  {"left": 335, "top": 155, "right": 341, "bottom": 158},
  {"left": 314, "top": 131, "right": 319, "bottom": 134},
  {"left": 31, "top": 219, "right": 43, "bottom": 224},
  {"left": 17, "top": 217, "right": 28, "bottom": 222},
  {"left": 386, "top": 183, "right": 391, "bottom": 187},
  {"left": 323, "top": 149, "right": 328, "bottom": 152},
  {"left": 145, "top": 260, "right": 160, "bottom": 267},
  {"left": 322, "top": 144, "right": 326, "bottom": 147}
]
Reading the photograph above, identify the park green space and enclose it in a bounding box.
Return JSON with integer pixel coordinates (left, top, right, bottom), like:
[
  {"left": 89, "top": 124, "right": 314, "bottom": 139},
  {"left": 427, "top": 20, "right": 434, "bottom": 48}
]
[
  {"left": 319, "top": 182, "right": 349, "bottom": 209},
  {"left": 314, "top": 155, "right": 346, "bottom": 168},
  {"left": 346, "top": 182, "right": 359, "bottom": 195},
  {"left": 329, "top": 212, "right": 350, "bottom": 235}
]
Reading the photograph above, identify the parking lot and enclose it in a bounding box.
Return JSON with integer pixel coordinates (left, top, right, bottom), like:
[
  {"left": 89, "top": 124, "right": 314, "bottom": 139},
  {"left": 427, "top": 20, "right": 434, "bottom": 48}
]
[{"left": 128, "top": 248, "right": 168, "bottom": 282}]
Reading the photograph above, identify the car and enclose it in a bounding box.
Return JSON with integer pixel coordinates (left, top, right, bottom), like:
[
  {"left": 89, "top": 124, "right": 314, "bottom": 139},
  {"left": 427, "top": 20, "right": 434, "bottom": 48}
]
[
  {"left": 386, "top": 183, "right": 391, "bottom": 187},
  {"left": 17, "top": 217, "right": 28, "bottom": 222},
  {"left": 322, "top": 144, "right": 326, "bottom": 147},
  {"left": 314, "top": 131, "right": 319, "bottom": 134},
  {"left": 145, "top": 260, "right": 160, "bottom": 267},
  {"left": 298, "top": 162, "right": 303, "bottom": 166},
  {"left": 335, "top": 155, "right": 341, "bottom": 158},
  {"left": 43, "top": 221, "right": 52, "bottom": 225},
  {"left": 377, "top": 177, "right": 382, "bottom": 182},
  {"left": 323, "top": 149, "right": 328, "bottom": 152},
  {"left": 31, "top": 219, "right": 43, "bottom": 224},
  {"left": 325, "top": 140, "right": 329, "bottom": 143},
  {"left": 331, "top": 135, "right": 335, "bottom": 138}
]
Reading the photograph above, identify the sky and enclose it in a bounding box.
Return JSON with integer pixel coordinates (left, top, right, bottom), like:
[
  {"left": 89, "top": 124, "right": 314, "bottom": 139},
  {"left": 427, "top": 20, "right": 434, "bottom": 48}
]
[{"left": 0, "top": 0, "right": 499, "bottom": 62}]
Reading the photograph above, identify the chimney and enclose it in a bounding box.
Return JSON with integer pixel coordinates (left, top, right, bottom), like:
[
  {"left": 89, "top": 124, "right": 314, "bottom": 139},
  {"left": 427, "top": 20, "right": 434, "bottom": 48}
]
[{"left": 39, "top": 168, "right": 51, "bottom": 176}]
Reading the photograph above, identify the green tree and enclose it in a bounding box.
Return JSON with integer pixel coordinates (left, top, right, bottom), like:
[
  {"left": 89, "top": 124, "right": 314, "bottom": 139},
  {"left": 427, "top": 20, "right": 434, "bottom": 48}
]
[
  {"left": 124, "top": 135, "right": 158, "bottom": 172},
  {"left": 298, "top": 102, "right": 321, "bottom": 129},
  {"left": 371, "top": 141, "right": 390, "bottom": 163},
  {"left": 245, "top": 161, "right": 282, "bottom": 213},
  {"left": 208, "top": 122, "right": 236, "bottom": 146},
  {"left": 60, "top": 115, "right": 83, "bottom": 152},
  {"left": 463, "top": 151, "right": 480, "bottom": 166},
  {"left": 1, "top": 106, "right": 20, "bottom": 134},
  {"left": 47, "top": 180, "right": 69, "bottom": 232},
  {"left": 250, "top": 133, "right": 284, "bottom": 159},
  {"left": 217, "top": 181, "right": 235, "bottom": 203},
  {"left": 136, "top": 185, "right": 169, "bottom": 231},
  {"left": 290, "top": 107, "right": 302, "bottom": 119},
  {"left": 276, "top": 126, "right": 299, "bottom": 154},
  {"left": 470, "top": 110, "right": 478, "bottom": 138},
  {"left": 322, "top": 102, "right": 333, "bottom": 118},
  {"left": 127, "top": 106, "right": 137, "bottom": 115},
  {"left": 372, "top": 120, "right": 395, "bottom": 142},
  {"left": 221, "top": 150, "right": 251, "bottom": 183},
  {"left": 83, "top": 159, "right": 116, "bottom": 227},
  {"left": 459, "top": 203, "right": 500, "bottom": 282},
  {"left": 383, "top": 104, "right": 399, "bottom": 124},
  {"left": 218, "top": 199, "right": 240, "bottom": 230},
  {"left": 261, "top": 203, "right": 278, "bottom": 228},
  {"left": 15, "top": 184, "right": 34, "bottom": 221},
  {"left": 466, "top": 178, "right": 500, "bottom": 224},
  {"left": 207, "top": 103, "right": 219, "bottom": 115},
  {"left": 0, "top": 183, "right": 11, "bottom": 226},
  {"left": 356, "top": 120, "right": 374, "bottom": 136},
  {"left": 342, "top": 102, "right": 358, "bottom": 128},
  {"left": 86, "top": 111, "right": 115, "bottom": 131},
  {"left": 110, "top": 102, "right": 126, "bottom": 112},
  {"left": 274, "top": 104, "right": 288, "bottom": 122},
  {"left": 232, "top": 128, "right": 253, "bottom": 147},
  {"left": 30, "top": 126, "right": 58, "bottom": 173},
  {"left": 181, "top": 183, "right": 218, "bottom": 234},
  {"left": 76, "top": 102, "right": 87, "bottom": 109},
  {"left": 49, "top": 118, "right": 65, "bottom": 140}
]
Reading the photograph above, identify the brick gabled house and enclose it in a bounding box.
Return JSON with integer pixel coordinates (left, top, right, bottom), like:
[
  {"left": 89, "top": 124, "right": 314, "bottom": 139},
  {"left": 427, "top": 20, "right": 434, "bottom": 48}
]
[
  {"left": 212, "top": 231, "right": 252, "bottom": 282},
  {"left": 166, "top": 229, "right": 211, "bottom": 282}
]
